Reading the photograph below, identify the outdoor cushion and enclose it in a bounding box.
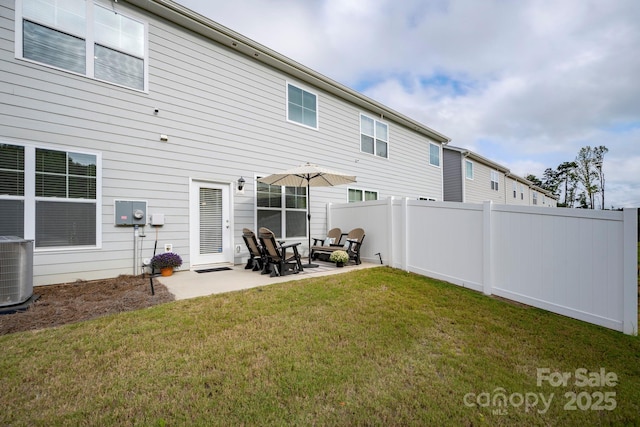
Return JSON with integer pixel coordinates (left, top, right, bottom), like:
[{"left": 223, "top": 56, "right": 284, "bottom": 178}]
[{"left": 323, "top": 237, "right": 335, "bottom": 246}]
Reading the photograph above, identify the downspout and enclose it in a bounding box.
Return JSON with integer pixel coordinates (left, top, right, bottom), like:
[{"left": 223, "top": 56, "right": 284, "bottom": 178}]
[{"left": 461, "top": 151, "right": 470, "bottom": 203}]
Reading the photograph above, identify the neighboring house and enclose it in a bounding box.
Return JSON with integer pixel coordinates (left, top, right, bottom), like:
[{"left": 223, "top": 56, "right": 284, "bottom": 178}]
[
  {"left": 443, "top": 146, "right": 557, "bottom": 207},
  {"left": 0, "top": 0, "right": 450, "bottom": 285}
]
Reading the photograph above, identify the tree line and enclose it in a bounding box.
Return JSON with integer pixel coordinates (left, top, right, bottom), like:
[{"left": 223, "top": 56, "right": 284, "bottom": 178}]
[{"left": 526, "top": 145, "right": 608, "bottom": 209}]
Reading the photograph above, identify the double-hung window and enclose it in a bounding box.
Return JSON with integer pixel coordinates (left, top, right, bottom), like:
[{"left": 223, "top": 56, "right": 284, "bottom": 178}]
[
  {"left": 287, "top": 83, "right": 318, "bottom": 129},
  {"left": 17, "top": 0, "right": 147, "bottom": 91},
  {"left": 0, "top": 144, "right": 25, "bottom": 237},
  {"left": 512, "top": 181, "right": 517, "bottom": 198},
  {"left": 256, "top": 179, "right": 307, "bottom": 239},
  {"left": 360, "top": 114, "right": 388, "bottom": 158},
  {"left": 0, "top": 142, "right": 100, "bottom": 248},
  {"left": 533, "top": 192, "right": 538, "bottom": 205},
  {"left": 465, "top": 160, "right": 473, "bottom": 179},
  {"left": 490, "top": 170, "right": 499, "bottom": 191},
  {"left": 520, "top": 184, "right": 524, "bottom": 200},
  {"left": 429, "top": 143, "right": 440, "bottom": 167},
  {"left": 348, "top": 188, "right": 378, "bottom": 203}
]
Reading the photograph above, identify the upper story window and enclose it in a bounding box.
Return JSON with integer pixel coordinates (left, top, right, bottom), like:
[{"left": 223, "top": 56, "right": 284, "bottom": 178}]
[
  {"left": 287, "top": 83, "right": 318, "bottom": 129},
  {"left": 429, "top": 143, "right": 440, "bottom": 167},
  {"left": 490, "top": 170, "right": 499, "bottom": 191},
  {"left": 533, "top": 192, "right": 538, "bottom": 205},
  {"left": 360, "top": 114, "right": 388, "bottom": 158},
  {"left": 465, "top": 160, "right": 473, "bottom": 179},
  {"left": 17, "top": 0, "right": 147, "bottom": 91},
  {"left": 512, "top": 181, "right": 517, "bottom": 198},
  {"left": 348, "top": 188, "right": 378, "bottom": 203},
  {"left": 520, "top": 184, "right": 524, "bottom": 200}
]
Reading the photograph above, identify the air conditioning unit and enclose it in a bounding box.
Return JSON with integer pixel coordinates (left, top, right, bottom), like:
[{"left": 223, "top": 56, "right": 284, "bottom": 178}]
[{"left": 0, "top": 236, "right": 34, "bottom": 307}]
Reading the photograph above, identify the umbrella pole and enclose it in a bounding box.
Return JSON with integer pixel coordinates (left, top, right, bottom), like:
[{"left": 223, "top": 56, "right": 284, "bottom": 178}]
[{"left": 303, "top": 179, "right": 318, "bottom": 268}]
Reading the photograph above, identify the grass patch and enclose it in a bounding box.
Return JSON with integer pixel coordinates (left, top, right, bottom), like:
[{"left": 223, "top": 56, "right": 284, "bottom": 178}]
[{"left": 1, "top": 267, "right": 639, "bottom": 425}]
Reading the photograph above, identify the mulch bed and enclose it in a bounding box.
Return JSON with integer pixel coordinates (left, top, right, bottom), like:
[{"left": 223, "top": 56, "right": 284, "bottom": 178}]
[{"left": 0, "top": 275, "right": 174, "bottom": 335}]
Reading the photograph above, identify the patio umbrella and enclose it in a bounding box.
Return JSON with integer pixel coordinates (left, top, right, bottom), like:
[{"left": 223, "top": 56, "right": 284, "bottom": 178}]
[{"left": 258, "top": 162, "right": 356, "bottom": 267}]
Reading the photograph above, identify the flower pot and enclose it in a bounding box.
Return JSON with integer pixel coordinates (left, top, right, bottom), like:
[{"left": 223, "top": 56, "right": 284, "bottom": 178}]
[
  {"left": 336, "top": 262, "right": 344, "bottom": 268},
  {"left": 160, "top": 267, "right": 174, "bottom": 276}
]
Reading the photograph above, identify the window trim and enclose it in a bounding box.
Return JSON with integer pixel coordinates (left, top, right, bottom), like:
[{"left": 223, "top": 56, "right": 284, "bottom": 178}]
[
  {"left": 347, "top": 187, "right": 378, "bottom": 203},
  {"left": 490, "top": 170, "right": 499, "bottom": 191},
  {"left": 255, "top": 174, "right": 308, "bottom": 240},
  {"left": 532, "top": 191, "right": 538, "bottom": 205},
  {"left": 465, "top": 159, "right": 474, "bottom": 180},
  {"left": 359, "top": 113, "right": 389, "bottom": 159},
  {"left": 15, "top": 0, "right": 149, "bottom": 92},
  {"left": 0, "top": 140, "right": 102, "bottom": 251},
  {"left": 285, "top": 82, "right": 319, "bottom": 130},
  {"left": 429, "top": 142, "right": 441, "bottom": 167}
]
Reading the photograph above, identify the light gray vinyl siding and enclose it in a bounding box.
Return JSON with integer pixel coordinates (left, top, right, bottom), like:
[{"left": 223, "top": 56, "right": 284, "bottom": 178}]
[
  {"left": 442, "top": 148, "right": 462, "bottom": 202},
  {"left": 1, "top": 1, "right": 444, "bottom": 285},
  {"left": 507, "top": 178, "right": 529, "bottom": 206},
  {"left": 463, "top": 161, "right": 505, "bottom": 205}
]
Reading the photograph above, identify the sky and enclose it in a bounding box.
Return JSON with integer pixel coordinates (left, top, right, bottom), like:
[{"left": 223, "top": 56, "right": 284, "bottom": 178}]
[{"left": 177, "top": 0, "right": 640, "bottom": 208}]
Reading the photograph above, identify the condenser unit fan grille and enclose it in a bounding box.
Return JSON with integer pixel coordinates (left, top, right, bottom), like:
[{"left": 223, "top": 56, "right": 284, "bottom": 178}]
[{"left": 0, "top": 236, "right": 34, "bottom": 307}]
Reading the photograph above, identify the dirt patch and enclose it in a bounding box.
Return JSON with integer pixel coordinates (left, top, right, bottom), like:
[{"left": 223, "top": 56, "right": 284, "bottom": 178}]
[{"left": 0, "top": 275, "right": 174, "bottom": 335}]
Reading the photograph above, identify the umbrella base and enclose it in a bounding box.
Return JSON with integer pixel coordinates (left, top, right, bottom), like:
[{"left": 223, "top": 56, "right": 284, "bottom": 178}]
[{"left": 302, "top": 263, "right": 319, "bottom": 268}]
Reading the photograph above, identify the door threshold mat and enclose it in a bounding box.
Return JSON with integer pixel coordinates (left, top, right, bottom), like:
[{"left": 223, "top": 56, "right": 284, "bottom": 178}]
[{"left": 195, "top": 267, "right": 233, "bottom": 273}]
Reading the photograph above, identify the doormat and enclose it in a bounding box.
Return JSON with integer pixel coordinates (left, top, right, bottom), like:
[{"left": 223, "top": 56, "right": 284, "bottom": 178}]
[{"left": 195, "top": 267, "right": 233, "bottom": 273}]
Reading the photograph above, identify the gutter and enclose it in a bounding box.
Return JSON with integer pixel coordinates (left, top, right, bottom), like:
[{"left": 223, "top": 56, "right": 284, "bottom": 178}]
[{"left": 123, "top": 0, "right": 451, "bottom": 144}]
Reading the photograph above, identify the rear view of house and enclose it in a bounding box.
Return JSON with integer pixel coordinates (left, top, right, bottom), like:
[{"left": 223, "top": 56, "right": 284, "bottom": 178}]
[
  {"left": 0, "top": 0, "right": 449, "bottom": 285},
  {"left": 443, "top": 145, "right": 557, "bottom": 207}
]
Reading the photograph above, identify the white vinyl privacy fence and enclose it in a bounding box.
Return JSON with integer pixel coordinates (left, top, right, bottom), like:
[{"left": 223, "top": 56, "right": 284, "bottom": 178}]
[{"left": 328, "top": 199, "right": 638, "bottom": 335}]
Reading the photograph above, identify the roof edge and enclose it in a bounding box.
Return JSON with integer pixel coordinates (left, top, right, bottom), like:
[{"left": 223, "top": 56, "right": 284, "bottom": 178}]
[{"left": 124, "top": 0, "right": 451, "bottom": 143}]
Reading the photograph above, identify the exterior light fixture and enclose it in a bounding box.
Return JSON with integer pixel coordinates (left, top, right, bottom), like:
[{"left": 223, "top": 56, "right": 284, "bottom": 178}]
[{"left": 237, "top": 177, "right": 246, "bottom": 191}]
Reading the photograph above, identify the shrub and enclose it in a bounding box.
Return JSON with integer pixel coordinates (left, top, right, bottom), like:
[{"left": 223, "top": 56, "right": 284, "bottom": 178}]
[{"left": 329, "top": 250, "right": 349, "bottom": 263}]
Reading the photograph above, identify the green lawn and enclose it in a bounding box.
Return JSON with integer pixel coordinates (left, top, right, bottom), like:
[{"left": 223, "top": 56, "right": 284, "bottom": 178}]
[{"left": 1, "top": 267, "right": 639, "bottom": 426}]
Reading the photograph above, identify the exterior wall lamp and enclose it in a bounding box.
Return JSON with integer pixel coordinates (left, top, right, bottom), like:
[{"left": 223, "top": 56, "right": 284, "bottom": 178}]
[{"left": 237, "top": 177, "right": 246, "bottom": 191}]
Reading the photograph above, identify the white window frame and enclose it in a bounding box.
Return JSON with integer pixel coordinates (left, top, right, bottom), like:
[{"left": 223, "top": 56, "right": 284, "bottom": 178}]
[
  {"left": 465, "top": 159, "right": 474, "bottom": 180},
  {"left": 15, "top": 0, "right": 149, "bottom": 92},
  {"left": 533, "top": 192, "right": 538, "bottom": 205},
  {"left": 255, "top": 175, "right": 308, "bottom": 240},
  {"left": 520, "top": 184, "right": 525, "bottom": 200},
  {"left": 359, "top": 114, "right": 389, "bottom": 159},
  {"left": 490, "top": 170, "right": 499, "bottom": 191},
  {"left": 512, "top": 180, "right": 517, "bottom": 198},
  {"left": 286, "top": 82, "right": 319, "bottom": 130},
  {"left": 0, "top": 140, "right": 102, "bottom": 251},
  {"left": 429, "top": 143, "right": 440, "bottom": 167},
  {"left": 348, "top": 188, "right": 378, "bottom": 203}
]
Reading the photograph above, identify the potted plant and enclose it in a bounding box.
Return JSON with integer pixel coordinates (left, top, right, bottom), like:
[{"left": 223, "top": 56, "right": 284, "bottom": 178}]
[
  {"left": 151, "top": 252, "right": 183, "bottom": 276},
  {"left": 329, "top": 250, "right": 349, "bottom": 267}
]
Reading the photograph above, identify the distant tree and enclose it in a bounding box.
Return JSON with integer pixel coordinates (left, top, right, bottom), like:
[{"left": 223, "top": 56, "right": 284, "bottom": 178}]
[
  {"left": 575, "top": 146, "right": 601, "bottom": 209},
  {"left": 541, "top": 167, "right": 560, "bottom": 196},
  {"left": 593, "top": 146, "right": 608, "bottom": 209},
  {"left": 556, "top": 161, "right": 578, "bottom": 208},
  {"left": 526, "top": 174, "right": 542, "bottom": 187},
  {"left": 576, "top": 192, "right": 589, "bottom": 209}
]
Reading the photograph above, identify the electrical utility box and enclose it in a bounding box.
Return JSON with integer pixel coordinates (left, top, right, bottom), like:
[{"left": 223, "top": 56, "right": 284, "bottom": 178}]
[{"left": 114, "top": 200, "right": 147, "bottom": 226}]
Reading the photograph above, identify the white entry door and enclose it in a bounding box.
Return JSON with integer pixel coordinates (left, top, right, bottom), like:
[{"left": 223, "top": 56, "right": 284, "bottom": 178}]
[{"left": 190, "top": 181, "right": 232, "bottom": 266}]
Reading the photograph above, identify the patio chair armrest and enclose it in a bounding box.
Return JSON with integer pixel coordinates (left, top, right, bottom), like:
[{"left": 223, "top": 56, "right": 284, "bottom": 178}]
[
  {"left": 311, "top": 237, "right": 324, "bottom": 246},
  {"left": 336, "top": 233, "right": 348, "bottom": 245},
  {"left": 280, "top": 242, "right": 302, "bottom": 249}
]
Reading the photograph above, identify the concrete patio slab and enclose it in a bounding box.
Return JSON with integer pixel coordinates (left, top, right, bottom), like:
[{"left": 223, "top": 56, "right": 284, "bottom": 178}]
[{"left": 157, "top": 261, "right": 380, "bottom": 300}]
